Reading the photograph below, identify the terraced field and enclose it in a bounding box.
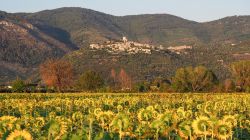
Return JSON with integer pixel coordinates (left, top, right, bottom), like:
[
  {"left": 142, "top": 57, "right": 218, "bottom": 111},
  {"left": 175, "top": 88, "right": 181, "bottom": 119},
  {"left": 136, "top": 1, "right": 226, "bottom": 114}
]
[{"left": 0, "top": 93, "right": 249, "bottom": 139}]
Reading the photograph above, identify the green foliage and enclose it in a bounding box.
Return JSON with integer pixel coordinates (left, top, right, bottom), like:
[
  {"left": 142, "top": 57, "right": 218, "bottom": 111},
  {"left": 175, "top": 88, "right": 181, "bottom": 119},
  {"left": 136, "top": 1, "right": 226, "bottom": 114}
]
[
  {"left": 172, "top": 66, "right": 218, "bottom": 92},
  {"left": 77, "top": 71, "right": 104, "bottom": 91},
  {"left": 133, "top": 82, "right": 150, "bottom": 92},
  {"left": 223, "top": 79, "right": 236, "bottom": 92},
  {"left": 11, "top": 78, "right": 25, "bottom": 93},
  {"left": 230, "top": 60, "right": 250, "bottom": 92},
  {"left": 246, "top": 87, "right": 250, "bottom": 93}
]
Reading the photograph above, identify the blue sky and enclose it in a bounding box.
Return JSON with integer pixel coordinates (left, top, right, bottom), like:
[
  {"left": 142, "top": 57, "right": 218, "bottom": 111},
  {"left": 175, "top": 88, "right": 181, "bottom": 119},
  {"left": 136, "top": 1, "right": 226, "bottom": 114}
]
[{"left": 0, "top": 0, "right": 249, "bottom": 22}]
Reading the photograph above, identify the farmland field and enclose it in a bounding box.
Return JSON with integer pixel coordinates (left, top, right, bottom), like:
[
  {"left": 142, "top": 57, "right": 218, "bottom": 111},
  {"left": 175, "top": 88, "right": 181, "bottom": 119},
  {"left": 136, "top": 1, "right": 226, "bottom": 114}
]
[{"left": 0, "top": 93, "right": 249, "bottom": 140}]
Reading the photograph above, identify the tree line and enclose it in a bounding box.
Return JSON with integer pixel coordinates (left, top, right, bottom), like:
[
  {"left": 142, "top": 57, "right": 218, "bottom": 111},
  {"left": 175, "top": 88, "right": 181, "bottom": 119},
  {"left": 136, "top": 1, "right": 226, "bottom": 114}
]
[{"left": 6, "top": 59, "right": 250, "bottom": 93}]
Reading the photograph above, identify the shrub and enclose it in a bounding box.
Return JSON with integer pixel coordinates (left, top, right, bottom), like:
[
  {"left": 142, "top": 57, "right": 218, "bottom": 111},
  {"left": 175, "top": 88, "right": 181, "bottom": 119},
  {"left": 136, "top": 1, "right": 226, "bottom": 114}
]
[
  {"left": 12, "top": 78, "right": 25, "bottom": 93},
  {"left": 77, "top": 71, "right": 104, "bottom": 91}
]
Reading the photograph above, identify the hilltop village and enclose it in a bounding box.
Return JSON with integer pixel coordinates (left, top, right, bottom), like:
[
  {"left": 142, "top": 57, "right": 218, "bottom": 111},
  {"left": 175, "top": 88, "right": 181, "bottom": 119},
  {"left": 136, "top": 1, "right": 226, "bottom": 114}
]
[{"left": 90, "top": 37, "right": 192, "bottom": 55}]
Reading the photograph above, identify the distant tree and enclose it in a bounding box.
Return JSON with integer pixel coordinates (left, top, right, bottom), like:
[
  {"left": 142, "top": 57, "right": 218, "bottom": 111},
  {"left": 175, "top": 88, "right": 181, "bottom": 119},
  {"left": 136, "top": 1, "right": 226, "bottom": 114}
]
[
  {"left": 150, "top": 77, "right": 171, "bottom": 92},
  {"left": 172, "top": 66, "right": 218, "bottom": 92},
  {"left": 77, "top": 70, "right": 104, "bottom": 91},
  {"left": 159, "top": 79, "right": 172, "bottom": 92},
  {"left": 133, "top": 82, "right": 150, "bottom": 93},
  {"left": 118, "top": 69, "right": 132, "bottom": 90},
  {"left": 230, "top": 61, "right": 250, "bottom": 92},
  {"left": 111, "top": 68, "right": 116, "bottom": 80},
  {"left": 39, "top": 59, "right": 73, "bottom": 92},
  {"left": 224, "top": 79, "right": 235, "bottom": 92},
  {"left": 213, "top": 83, "right": 224, "bottom": 93},
  {"left": 110, "top": 68, "right": 117, "bottom": 89},
  {"left": 12, "top": 78, "right": 25, "bottom": 93}
]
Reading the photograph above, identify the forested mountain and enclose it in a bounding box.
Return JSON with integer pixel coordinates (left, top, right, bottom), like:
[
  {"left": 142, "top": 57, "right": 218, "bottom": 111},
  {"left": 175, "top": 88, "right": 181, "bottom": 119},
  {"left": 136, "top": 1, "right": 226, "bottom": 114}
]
[
  {"left": 0, "top": 10, "right": 77, "bottom": 82},
  {"left": 0, "top": 7, "right": 250, "bottom": 83}
]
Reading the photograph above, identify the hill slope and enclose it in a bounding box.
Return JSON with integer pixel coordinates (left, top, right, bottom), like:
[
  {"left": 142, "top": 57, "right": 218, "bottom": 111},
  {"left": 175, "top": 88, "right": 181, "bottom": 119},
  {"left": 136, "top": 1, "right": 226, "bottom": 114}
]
[
  {"left": 0, "top": 11, "right": 77, "bottom": 83},
  {"left": 0, "top": 7, "right": 250, "bottom": 83},
  {"left": 22, "top": 8, "right": 250, "bottom": 47}
]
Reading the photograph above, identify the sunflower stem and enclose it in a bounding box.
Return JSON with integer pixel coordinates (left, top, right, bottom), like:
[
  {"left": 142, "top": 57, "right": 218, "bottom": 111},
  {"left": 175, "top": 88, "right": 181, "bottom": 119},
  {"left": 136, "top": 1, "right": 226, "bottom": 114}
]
[
  {"left": 88, "top": 120, "right": 92, "bottom": 140},
  {"left": 155, "top": 128, "right": 159, "bottom": 140},
  {"left": 119, "top": 126, "right": 122, "bottom": 140}
]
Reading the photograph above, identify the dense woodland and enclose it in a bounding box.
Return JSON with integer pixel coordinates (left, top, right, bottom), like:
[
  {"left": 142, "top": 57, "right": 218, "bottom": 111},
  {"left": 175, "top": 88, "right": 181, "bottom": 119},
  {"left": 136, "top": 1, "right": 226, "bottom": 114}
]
[{"left": 3, "top": 59, "right": 250, "bottom": 93}]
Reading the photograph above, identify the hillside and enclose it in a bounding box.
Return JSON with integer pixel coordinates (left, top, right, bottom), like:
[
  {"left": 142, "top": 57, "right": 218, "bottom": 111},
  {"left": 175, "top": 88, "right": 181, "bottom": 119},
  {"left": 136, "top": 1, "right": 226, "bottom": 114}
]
[
  {"left": 65, "top": 37, "right": 236, "bottom": 82},
  {"left": 21, "top": 8, "right": 203, "bottom": 47},
  {"left": 0, "top": 7, "right": 250, "bottom": 83},
  {"left": 0, "top": 11, "right": 77, "bottom": 83},
  {"left": 21, "top": 8, "right": 250, "bottom": 47}
]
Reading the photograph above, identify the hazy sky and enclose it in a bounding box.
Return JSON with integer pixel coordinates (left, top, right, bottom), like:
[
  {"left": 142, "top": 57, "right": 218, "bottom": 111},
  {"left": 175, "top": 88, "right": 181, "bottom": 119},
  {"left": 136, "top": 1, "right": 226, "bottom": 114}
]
[{"left": 0, "top": 0, "right": 249, "bottom": 22}]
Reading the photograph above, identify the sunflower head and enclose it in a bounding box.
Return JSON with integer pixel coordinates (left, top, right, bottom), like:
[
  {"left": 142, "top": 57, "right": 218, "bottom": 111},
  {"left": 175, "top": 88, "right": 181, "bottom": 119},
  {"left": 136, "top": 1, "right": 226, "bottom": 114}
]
[
  {"left": 47, "top": 119, "right": 67, "bottom": 140},
  {"left": 176, "top": 107, "right": 185, "bottom": 120},
  {"left": 137, "top": 108, "right": 154, "bottom": 122},
  {"left": 110, "top": 113, "right": 130, "bottom": 131},
  {"left": 96, "top": 111, "right": 114, "bottom": 129},
  {"left": 0, "top": 116, "right": 18, "bottom": 132},
  {"left": 93, "top": 108, "right": 102, "bottom": 116},
  {"left": 204, "top": 102, "right": 215, "bottom": 116},
  {"left": 146, "top": 106, "right": 155, "bottom": 111},
  {"left": 184, "top": 110, "right": 193, "bottom": 119},
  {"left": 223, "top": 115, "right": 237, "bottom": 127},
  {"left": 6, "top": 130, "right": 32, "bottom": 140},
  {"left": 72, "top": 111, "right": 84, "bottom": 123},
  {"left": 117, "top": 105, "right": 123, "bottom": 112},
  {"left": 177, "top": 120, "right": 192, "bottom": 139},
  {"left": 34, "top": 117, "right": 45, "bottom": 128},
  {"left": 192, "top": 116, "right": 212, "bottom": 136},
  {"left": 214, "top": 120, "right": 232, "bottom": 140},
  {"left": 48, "top": 112, "right": 56, "bottom": 119}
]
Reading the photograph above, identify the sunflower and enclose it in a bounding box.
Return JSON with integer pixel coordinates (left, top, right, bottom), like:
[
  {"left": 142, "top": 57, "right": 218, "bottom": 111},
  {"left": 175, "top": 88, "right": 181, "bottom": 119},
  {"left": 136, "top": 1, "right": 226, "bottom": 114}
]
[
  {"left": 146, "top": 106, "right": 155, "bottom": 111},
  {"left": 0, "top": 116, "right": 18, "bottom": 131},
  {"left": 48, "top": 112, "right": 56, "bottom": 119},
  {"left": 176, "top": 107, "right": 185, "bottom": 120},
  {"left": 117, "top": 105, "right": 123, "bottom": 112},
  {"left": 96, "top": 111, "right": 114, "bottom": 129},
  {"left": 110, "top": 113, "right": 130, "bottom": 133},
  {"left": 34, "top": 117, "right": 45, "bottom": 127},
  {"left": 222, "top": 115, "right": 237, "bottom": 127},
  {"left": 158, "top": 112, "right": 176, "bottom": 136},
  {"left": 204, "top": 102, "right": 215, "bottom": 116},
  {"left": 177, "top": 120, "right": 192, "bottom": 140},
  {"left": 151, "top": 119, "right": 164, "bottom": 130},
  {"left": 184, "top": 110, "right": 193, "bottom": 119},
  {"left": 196, "top": 104, "right": 203, "bottom": 110},
  {"left": 47, "top": 119, "right": 67, "bottom": 140},
  {"left": 0, "top": 116, "right": 17, "bottom": 122},
  {"left": 245, "top": 120, "right": 250, "bottom": 131},
  {"left": 94, "top": 108, "right": 102, "bottom": 116},
  {"left": 154, "top": 104, "right": 162, "bottom": 112},
  {"left": 192, "top": 116, "right": 212, "bottom": 136},
  {"left": 150, "top": 119, "right": 164, "bottom": 139},
  {"left": 72, "top": 111, "right": 84, "bottom": 123},
  {"left": 214, "top": 120, "right": 232, "bottom": 140},
  {"left": 137, "top": 108, "right": 154, "bottom": 122},
  {"left": 6, "top": 130, "right": 32, "bottom": 140}
]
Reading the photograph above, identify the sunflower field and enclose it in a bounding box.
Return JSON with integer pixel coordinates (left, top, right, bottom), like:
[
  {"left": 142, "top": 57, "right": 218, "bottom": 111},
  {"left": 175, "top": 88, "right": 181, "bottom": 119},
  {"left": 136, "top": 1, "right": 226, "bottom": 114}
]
[{"left": 0, "top": 93, "right": 249, "bottom": 140}]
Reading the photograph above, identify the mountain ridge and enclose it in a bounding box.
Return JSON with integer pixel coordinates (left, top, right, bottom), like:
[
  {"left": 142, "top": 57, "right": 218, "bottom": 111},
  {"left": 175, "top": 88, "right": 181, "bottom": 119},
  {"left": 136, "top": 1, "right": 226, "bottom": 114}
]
[
  {"left": 16, "top": 7, "right": 250, "bottom": 23},
  {"left": 0, "top": 7, "right": 250, "bottom": 83}
]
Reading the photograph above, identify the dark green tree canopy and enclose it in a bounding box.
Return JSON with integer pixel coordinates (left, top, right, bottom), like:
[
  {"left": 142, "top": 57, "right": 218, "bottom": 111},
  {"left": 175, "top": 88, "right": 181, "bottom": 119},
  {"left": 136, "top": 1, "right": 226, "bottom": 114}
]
[
  {"left": 77, "top": 71, "right": 104, "bottom": 91},
  {"left": 11, "top": 78, "right": 26, "bottom": 93},
  {"left": 230, "top": 60, "right": 250, "bottom": 92},
  {"left": 172, "top": 66, "right": 218, "bottom": 92}
]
